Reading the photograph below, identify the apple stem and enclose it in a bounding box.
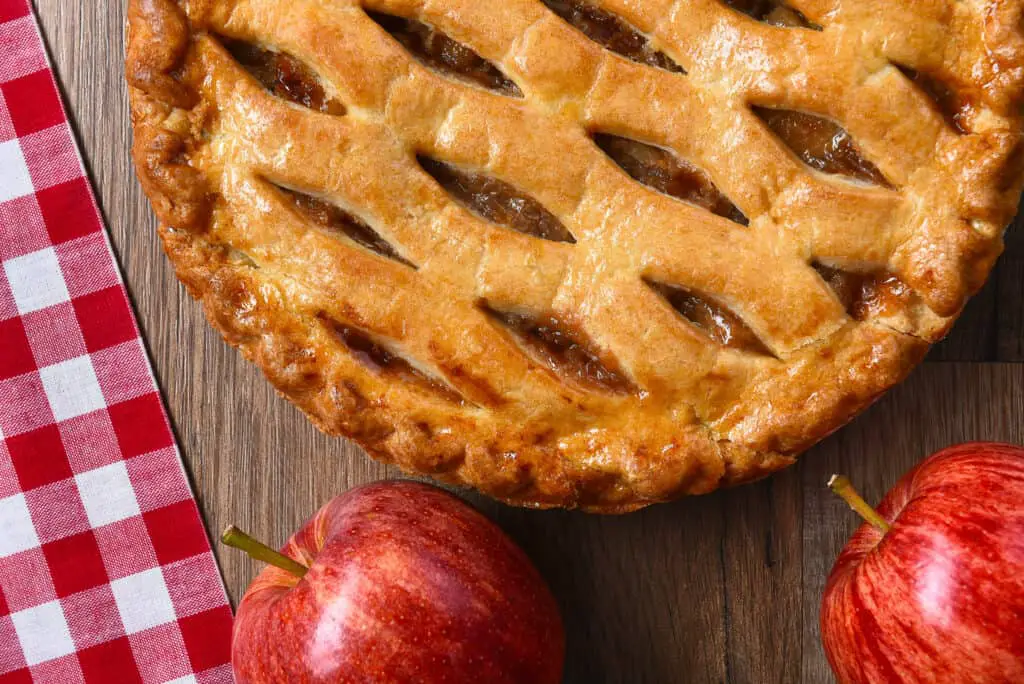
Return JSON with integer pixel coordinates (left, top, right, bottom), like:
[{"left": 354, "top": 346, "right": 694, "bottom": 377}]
[
  {"left": 828, "top": 475, "right": 892, "bottom": 535},
  {"left": 221, "top": 525, "right": 309, "bottom": 579}
]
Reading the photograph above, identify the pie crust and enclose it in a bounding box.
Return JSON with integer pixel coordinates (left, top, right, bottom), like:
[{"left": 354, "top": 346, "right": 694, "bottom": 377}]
[{"left": 126, "top": 0, "right": 1024, "bottom": 511}]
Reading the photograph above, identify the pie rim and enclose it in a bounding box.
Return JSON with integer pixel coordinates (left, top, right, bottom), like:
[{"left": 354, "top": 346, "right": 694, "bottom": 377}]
[{"left": 125, "top": 0, "right": 1024, "bottom": 512}]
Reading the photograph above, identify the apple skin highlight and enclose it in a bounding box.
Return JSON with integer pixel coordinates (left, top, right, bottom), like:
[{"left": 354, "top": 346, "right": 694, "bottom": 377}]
[
  {"left": 821, "top": 442, "right": 1024, "bottom": 683},
  {"left": 231, "top": 481, "right": 564, "bottom": 684}
]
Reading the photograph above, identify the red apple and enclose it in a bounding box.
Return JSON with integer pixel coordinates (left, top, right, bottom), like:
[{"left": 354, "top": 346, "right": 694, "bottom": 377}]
[
  {"left": 821, "top": 442, "right": 1024, "bottom": 683},
  {"left": 224, "top": 481, "right": 564, "bottom": 683}
]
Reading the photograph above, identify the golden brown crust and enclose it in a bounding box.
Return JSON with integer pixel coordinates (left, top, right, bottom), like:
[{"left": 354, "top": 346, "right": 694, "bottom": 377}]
[
  {"left": 127, "top": 0, "right": 210, "bottom": 230},
  {"left": 127, "top": 0, "right": 1024, "bottom": 511},
  {"left": 126, "top": 0, "right": 194, "bottom": 109}
]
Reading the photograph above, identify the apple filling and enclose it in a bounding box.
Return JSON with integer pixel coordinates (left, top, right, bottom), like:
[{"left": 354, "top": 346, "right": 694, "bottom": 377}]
[
  {"left": 540, "top": 0, "right": 684, "bottom": 73},
  {"left": 595, "top": 134, "right": 748, "bottom": 225},
  {"left": 367, "top": 12, "right": 522, "bottom": 96},
  {"left": 418, "top": 157, "right": 576, "bottom": 243},
  {"left": 649, "top": 282, "right": 771, "bottom": 354},
  {"left": 279, "top": 187, "right": 414, "bottom": 267},
  {"left": 896, "top": 66, "right": 971, "bottom": 134},
  {"left": 319, "top": 315, "right": 465, "bottom": 404},
  {"left": 754, "top": 108, "right": 890, "bottom": 186},
  {"left": 485, "top": 306, "right": 633, "bottom": 392},
  {"left": 814, "top": 264, "right": 913, "bottom": 320},
  {"left": 723, "top": 0, "right": 819, "bottom": 28},
  {"left": 222, "top": 39, "right": 346, "bottom": 115}
]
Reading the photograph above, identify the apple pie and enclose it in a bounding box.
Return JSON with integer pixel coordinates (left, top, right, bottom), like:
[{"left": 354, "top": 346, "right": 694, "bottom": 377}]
[{"left": 126, "top": 0, "right": 1024, "bottom": 511}]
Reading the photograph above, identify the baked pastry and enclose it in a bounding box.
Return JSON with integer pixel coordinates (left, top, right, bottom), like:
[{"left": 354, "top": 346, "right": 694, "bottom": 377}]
[{"left": 126, "top": 0, "right": 1024, "bottom": 511}]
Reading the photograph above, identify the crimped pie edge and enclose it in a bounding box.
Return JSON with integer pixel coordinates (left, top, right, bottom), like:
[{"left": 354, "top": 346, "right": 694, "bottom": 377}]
[{"left": 125, "top": 0, "right": 1024, "bottom": 512}]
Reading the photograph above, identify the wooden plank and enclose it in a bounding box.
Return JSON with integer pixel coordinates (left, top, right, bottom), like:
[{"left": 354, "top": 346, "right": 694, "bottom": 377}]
[
  {"left": 719, "top": 470, "right": 803, "bottom": 684},
  {"left": 996, "top": 219, "right": 1024, "bottom": 361},
  {"left": 471, "top": 497, "right": 731, "bottom": 683},
  {"left": 29, "top": 2, "right": 1024, "bottom": 682}
]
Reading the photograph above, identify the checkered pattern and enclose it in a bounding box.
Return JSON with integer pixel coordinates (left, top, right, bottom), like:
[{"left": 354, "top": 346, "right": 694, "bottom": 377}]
[{"left": 0, "top": 2, "right": 233, "bottom": 681}]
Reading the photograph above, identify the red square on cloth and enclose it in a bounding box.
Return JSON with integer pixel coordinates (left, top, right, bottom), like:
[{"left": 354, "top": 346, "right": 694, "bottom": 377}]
[
  {"left": 0, "top": 443, "right": 17, "bottom": 500},
  {"left": 108, "top": 394, "right": 174, "bottom": 459},
  {"left": 58, "top": 410, "right": 121, "bottom": 474},
  {"left": 0, "top": 670, "right": 31, "bottom": 684},
  {"left": 28, "top": 654, "right": 84, "bottom": 683},
  {"left": 54, "top": 232, "right": 120, "bottom": 299},
  {"left": 128, "top": 623, "right": 190, "bottom": 684},
  {"left": 0, "top": 193, "right": 47, "bottom": 261},
  {"left": 0, "top": 17, "right": 47, "bottom": 87},
  {"left": 0, "top": 317, "right": 35, "bottom": 381},
  {"left": 19, "top": 124, "right": 79, "bottom": 193},
  {"left": 0, "top": 371, "right": 55, "bottom": 437},
  {"left": 20, "top": 301, "right": 87, "bottom": 368},
  {"left": 0, "top": 1, "right": 29, "bottom": 25},
  {"left": 41, "top": 531, "right": 108, "bottom": 598},
  {"left": 0, "top": 615, "right": 26, "bottom": 677},
  {"left": 197, "top": 665, "right": 235, "bottom": 683},
  {"left": 24, "top": 479, "right": 90, "bottom": 544},
  {"left": 0, "top": 92, "right": 14, "bottom": 143},
  {"left": 36, "top": 178, "right": 101, "bottom": 246},
  {"left": 93, "top": 517, "right": 158, "bottom": 582},
  {"left": 164, "top": 554, "right": 228, "bottom": 621},
  {"left": 1, "top": 70, "right": 62, "bottom": 138},
  {"left": 73, "top": 286, "right": 136, "bottom": 353},
  {"left": 144, "top": 501, "right": 210, "bottom": 567},
  {"left": 179, "top": 607, "right": 234, "bottom": 674},
  {"left": 78, "top": 637, "right": 141, "bottom": 684},
  {"left": 0, "top": 549, "right": 55, "bottom": 613},
  {"left": 6, "top": 423, "right": 71, "bottom": 491},
  {"left": 60, "top": 585, "right": 123, "bottom": 652},
  {"left": 92, "top": 341, "right": 151, "bottom": 407},
  {"left": 128, "top": 448, "right": 192, "bottom": 513},
  {"left": 0, "top": 270, "right": 17, "bottom": 322}
]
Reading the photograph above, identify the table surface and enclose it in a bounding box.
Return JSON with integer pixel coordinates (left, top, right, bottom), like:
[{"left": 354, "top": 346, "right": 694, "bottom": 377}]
[{"left": 32, "top": 3, "right": 1024, "bottom": 682}]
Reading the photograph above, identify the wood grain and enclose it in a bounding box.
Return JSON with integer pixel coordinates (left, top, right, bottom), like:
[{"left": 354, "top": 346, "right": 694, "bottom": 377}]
[{"left": 31, "top": 2, "right": 1024, "bottom": 682}]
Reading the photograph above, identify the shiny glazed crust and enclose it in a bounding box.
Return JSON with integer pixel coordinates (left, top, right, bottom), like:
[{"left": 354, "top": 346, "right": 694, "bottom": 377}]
[{"left": 126, "top": 0, "right": 1024, "bottom": 512}]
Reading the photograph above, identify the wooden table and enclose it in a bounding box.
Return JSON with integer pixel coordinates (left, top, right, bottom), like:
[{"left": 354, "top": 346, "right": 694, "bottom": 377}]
[{"left": 33, "top": 3, "right": 1024, "bottom": 681}]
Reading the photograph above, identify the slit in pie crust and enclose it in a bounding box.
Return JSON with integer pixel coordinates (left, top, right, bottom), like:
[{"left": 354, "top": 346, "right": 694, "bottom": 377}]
[{"left": 126, "top": 0, "right": 1024, "bottom": 511}]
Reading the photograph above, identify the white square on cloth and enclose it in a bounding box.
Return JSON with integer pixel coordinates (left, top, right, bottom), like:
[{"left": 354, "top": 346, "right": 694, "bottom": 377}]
[
  {"left": 75, "top": 460, "right": 141, "bottom": 528},
  {"left": 3, "top": 246, "right": 71, "bottom": 315},
  {"left": 38, "top": 354, "right": 105, "bottom": 422},
  {"left": 0, "top": 493, "right": 40, "bottom": 558},
  {"left": 0, "top": 138, "right": 34, "bottom": 203},
  {"left": 10, "top": 600, "right": 76, "bottom": 666},
  {"left": 110, "top": 568, "right": 176, "bottom": 635}
]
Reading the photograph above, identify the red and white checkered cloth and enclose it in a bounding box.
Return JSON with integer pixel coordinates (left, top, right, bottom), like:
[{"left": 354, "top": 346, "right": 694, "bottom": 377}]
[{"left": 0, "top": 1, "right": 234, "bottom": 681}]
